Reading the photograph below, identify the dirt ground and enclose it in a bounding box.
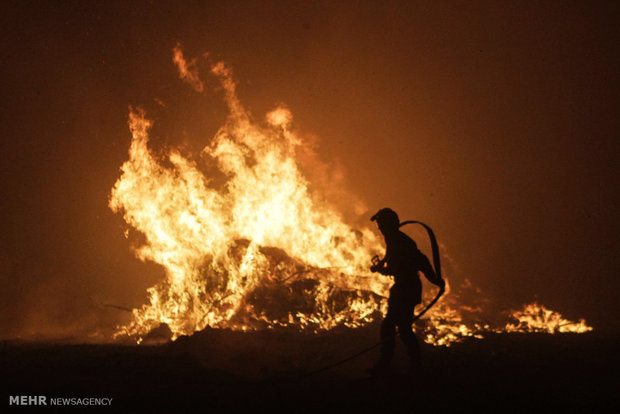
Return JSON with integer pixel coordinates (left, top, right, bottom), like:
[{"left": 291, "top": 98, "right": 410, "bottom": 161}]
[{"left": 2, "top": 324, "right": 618, "bottom": 412}]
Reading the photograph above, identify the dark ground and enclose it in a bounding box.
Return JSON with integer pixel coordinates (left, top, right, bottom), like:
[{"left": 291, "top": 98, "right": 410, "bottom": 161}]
[{"left": 2, "top": 324, "right": 618, "bottom": 412}]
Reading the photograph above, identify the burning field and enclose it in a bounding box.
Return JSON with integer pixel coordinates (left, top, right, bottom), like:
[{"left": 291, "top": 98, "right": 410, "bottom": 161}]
[
  {"left": 32, "top": 48, "right": 605, "bottom": 410},
  {"left": 3, "top": 3, "right": 618, "bottom": 407},
  {"left": 2, "top": 45, "right": 618, "bottom": 412},
  {"left": 106, "top": 47, "right": 591, "bottom": 347}
]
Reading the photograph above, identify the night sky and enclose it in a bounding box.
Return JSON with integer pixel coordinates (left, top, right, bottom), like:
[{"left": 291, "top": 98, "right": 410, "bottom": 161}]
[{"left": 1, "top": 1, "right": 618, "bottom": 339}]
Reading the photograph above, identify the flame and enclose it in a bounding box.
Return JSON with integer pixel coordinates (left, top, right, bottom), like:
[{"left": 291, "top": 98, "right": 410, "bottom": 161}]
[
  {"left": 504, "top": 302, "right": 593, "bottom": 334},
  {"left": 109, "top": 60, "right": 390, "bottom": 342},
  {"left": 172, "top": 43, "right": 204, "bottom": 93},
  {"left": 109, "top": 49, "right": 592, "bottom": 345}
]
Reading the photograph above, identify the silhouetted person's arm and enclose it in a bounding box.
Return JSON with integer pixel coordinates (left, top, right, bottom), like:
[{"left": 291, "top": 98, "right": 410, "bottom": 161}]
[{"left": 370, "top": 245, "right": 406, "bottom": 276}]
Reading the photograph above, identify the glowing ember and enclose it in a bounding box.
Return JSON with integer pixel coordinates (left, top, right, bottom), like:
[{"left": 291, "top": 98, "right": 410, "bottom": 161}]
[
  {"left": 504, "top": 302, "right": 593, "bottom": 334},
  {"left": 109, "top": 47, "right": 592, "bottom": 345}
]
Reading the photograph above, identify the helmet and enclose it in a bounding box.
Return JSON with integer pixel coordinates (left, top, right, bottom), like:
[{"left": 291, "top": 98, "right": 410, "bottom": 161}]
[{"left": 370, "top": 208, "right": 400, "bottom": 229}]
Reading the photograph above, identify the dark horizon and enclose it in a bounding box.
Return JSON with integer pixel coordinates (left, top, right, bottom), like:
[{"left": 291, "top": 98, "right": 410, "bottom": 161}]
[{"left": 1, "top": 1, "right": 618, "bottom": 340}]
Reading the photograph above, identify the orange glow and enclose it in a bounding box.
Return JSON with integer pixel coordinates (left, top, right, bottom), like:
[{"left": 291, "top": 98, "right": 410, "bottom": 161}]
[
  {"left": 504, "top": 302, "right": 593, "bottom": 334},
  {"left": 109, "top": 49, "right": 592, "bottom": 345}
]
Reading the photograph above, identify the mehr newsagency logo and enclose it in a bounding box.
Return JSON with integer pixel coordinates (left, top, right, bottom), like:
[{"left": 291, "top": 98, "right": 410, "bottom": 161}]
[{"left": 9, "top": 395, "right": 113, "bottom": 406}]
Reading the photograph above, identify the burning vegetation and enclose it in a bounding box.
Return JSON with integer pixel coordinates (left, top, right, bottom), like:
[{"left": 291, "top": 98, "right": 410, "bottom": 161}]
[{"left": 108, "top": 47, "right": 591, "bottom": 345}]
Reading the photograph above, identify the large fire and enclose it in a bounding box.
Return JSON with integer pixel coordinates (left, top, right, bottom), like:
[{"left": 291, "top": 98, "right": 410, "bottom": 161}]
[{"left": 109, "top": 47, "right": 591, "bottom": 345}]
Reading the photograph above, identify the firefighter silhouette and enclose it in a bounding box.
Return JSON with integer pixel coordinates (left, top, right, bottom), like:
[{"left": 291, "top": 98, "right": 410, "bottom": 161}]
[{"left": 368, "top": 208, "right": 445, "bottom": 376}]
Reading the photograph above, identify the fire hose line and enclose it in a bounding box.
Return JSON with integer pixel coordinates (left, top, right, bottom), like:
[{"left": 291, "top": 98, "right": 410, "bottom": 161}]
[
  {"left": 293, "top": 288, "right": 444, "bottom": 380},
  {"left": 292, "top": 220, "right": 445, "bottom": 380}
]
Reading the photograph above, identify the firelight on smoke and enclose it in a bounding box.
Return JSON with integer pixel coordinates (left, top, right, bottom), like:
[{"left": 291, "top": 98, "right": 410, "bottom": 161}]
[{"left": 109, "top": 47, "right": 591, "bottom": 345}]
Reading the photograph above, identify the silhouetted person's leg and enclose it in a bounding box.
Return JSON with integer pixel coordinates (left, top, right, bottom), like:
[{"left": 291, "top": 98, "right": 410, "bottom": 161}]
[
  {"left": 380, "top": 314, "right": 397, "bottom": 365},
  {"left": 397, "top": 319, "right": 421, "bottom": 372},
  {"left": 369, "top": 287, "right": 418, "bottom": 376}
]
